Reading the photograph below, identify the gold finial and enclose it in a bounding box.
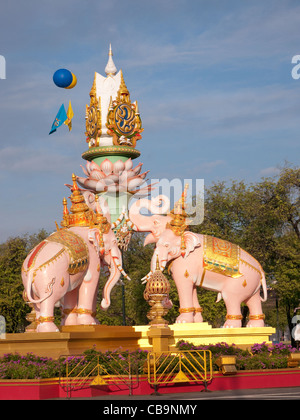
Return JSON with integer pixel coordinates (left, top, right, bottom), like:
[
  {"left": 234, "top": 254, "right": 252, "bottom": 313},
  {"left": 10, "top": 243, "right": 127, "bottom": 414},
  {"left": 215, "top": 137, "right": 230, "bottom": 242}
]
[
  {"left": 72, "top": 173, "right": 79, "bottom": 190},
  {"left": 63, "top": 197, "right": 69, "bottom": 214},
  {"left": 61, "top": 197, "right": 70, "bottom": 228},
  {"left": 89, "top": 72, "right": 97, "bottom": 99},
  {"left": 144, "top": 259, "right": 171, "bottom": 326},
  {"left": 116, "top": 69, "right": 130, "bottom": 103},
  {"left": 155, "top": 255, "right": 160, "bottom": 271}
]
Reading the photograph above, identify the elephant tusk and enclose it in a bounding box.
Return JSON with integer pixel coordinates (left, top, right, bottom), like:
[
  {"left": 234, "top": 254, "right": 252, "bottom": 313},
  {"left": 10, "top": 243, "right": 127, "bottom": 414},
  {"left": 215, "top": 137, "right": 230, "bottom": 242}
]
[
  {"left": 125, "top": 214, "right": 139, "bottom": 231},
  {"left": 111, "top": 209, "right": 125, "bottom": 229},
  {"left": 110, "top": 255, "right": 131, "bottom": 281},
  {"left": 141, "top": 271, "right": 153, "bottom": 284}
]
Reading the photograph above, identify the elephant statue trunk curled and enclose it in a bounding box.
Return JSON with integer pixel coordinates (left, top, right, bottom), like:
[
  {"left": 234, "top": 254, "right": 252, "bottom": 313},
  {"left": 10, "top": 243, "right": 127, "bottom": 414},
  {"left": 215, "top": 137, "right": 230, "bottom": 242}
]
[
  {"left": 21, "top": 176, "right": 130, "bottom": 332},
  {"left": 129, "top": 191, "right": 267, "bottom": 328}
]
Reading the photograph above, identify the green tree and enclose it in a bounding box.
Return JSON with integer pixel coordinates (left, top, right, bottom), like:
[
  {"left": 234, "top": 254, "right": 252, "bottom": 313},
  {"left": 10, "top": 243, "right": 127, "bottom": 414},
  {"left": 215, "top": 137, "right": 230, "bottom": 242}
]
[
  {"left": 191, "top": 165, "right": 300, "bottom": 340},
  {"left": 0, "top": 230, "right": 48, "bottom": 332}
]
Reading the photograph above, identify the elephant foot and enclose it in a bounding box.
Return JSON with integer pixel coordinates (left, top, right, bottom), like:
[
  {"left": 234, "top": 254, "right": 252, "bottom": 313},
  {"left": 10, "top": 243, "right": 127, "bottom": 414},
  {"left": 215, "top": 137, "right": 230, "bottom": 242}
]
[
  {"left": 37, "top": 322, "right": 59, "bottom": 332},
  {"left": 77, "top": 314, "right": 97, "bottom": 325},
  {"left": 246, "top": 314, "right": 265, "bottom": 328},
  {"left": 193, "top": 313, "right": 204, "bottom": 323},
  {"left": 193, "top": 307, "right": 203, "bottom": 323},
  {"left": 63, "top": 313, "right": 78, "bottom": 326},
  {"left": 223, "top": 315, "right": 242, "bottom": 328},
  {"left": 176, "top": 312, "right": 194, "bottom": 324},
  {"left": 246, "top": 321, "right": 265, "bottom": 328},
  {"left": 77, "top": 309, "right": 97, "bottom": 326}
]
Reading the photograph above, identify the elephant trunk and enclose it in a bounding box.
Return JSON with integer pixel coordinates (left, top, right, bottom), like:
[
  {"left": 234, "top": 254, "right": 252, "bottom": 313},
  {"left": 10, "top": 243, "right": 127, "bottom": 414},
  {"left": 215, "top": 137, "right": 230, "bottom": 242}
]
[
  {"left": 151, "top": 247, "right": 168, "bottom": 272},
  {"left": 100, "top": 251, "right": 131, "bottom": 310}
]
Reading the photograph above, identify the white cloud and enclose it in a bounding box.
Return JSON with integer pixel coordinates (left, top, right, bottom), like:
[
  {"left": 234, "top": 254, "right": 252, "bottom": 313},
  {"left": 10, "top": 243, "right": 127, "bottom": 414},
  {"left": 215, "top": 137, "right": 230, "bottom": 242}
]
[{"left": 259, "top": 166, "right": 280, "bottom": 177}]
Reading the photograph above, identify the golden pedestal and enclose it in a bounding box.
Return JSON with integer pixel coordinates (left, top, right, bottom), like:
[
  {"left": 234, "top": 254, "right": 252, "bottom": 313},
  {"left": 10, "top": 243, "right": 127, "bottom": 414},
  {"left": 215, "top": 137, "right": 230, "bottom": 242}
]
[
  {"left": 147, "top": 326, "right": 174, "bottom": 353},
  {"left": 0, "top": 323, "right": 276, "bottom": 359},
  {"left": 0, "top": 325, "right": 142, "bottom": 359},
  {"left": 134, "top": 323, "right": 276, "bottom": 350}
]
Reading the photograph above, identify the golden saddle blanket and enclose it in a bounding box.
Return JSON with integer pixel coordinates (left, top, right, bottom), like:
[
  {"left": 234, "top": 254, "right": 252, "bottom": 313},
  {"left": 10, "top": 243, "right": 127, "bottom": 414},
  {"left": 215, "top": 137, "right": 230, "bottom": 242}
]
[
  {"left": 47, "top": 229, "right": 89, "bottom": 274},
  {"left": 203, "top": 235, "right": 242, "bottom": 278}
]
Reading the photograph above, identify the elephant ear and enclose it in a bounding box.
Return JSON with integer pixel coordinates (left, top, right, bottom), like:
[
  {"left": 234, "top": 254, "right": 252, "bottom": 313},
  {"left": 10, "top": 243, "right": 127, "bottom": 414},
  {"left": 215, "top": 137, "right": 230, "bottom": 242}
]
[
  {"left": 183, "top": 232, "right": 201, "bottom": 258},
  {"left": 88, "top": 228, "right": 103, "bottom": 255}
]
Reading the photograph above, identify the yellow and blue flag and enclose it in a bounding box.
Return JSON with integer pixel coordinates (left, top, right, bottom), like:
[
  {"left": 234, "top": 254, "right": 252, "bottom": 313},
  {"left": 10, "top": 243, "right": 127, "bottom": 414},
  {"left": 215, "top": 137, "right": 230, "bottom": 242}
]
[
  {"left": 49, "top": 104, "right": 68, "bottom": 135},
  {"left": 64, "top": 101, "right": 74, "bottom": 131}
]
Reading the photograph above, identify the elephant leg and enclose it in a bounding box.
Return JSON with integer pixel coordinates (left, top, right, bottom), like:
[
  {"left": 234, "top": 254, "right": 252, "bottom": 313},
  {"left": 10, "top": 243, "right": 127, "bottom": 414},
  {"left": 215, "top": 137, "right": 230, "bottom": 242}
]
[
  {"left": 61, "top": 288, "right": 78, "bottom": 326},
  {"left": 222, "top": 292, "right": 243, "bottom": 328},
  {"left": 174, "top": 278, "right": 195, "bottom": 324},
  {"left": 77, "top": 268, "right": 99, "bottom": 325},
  {"left": 192, "top": 287, "right": 203, "bottom": 323},
  {"left": 37, "top": 299, "right": 59, "bottom": 332},
  {"left": 34, "top": 304, "right": 40, "bottom": 320},
  {"left": 244, "top": 291, "right": 265, "bottom": 327}
]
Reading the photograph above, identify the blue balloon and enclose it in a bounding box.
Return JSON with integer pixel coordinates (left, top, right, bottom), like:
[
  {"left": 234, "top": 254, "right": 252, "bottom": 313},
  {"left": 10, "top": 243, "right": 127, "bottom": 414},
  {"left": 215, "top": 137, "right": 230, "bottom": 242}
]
[{"left": 53, "top": 69, "right": 73, "bottom": 88}]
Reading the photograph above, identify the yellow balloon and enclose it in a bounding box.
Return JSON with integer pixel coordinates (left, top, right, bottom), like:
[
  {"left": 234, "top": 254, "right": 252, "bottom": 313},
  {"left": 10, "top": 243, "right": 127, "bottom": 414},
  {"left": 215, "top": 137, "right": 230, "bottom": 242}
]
[{"left": 65, "top": 73, "right": 77, "bottom": 89}]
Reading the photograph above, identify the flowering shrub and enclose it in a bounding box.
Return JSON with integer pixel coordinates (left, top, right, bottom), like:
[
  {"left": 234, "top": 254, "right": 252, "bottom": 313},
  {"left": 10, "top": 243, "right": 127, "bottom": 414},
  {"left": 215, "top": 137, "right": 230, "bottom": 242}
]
[
  {"left": 176, "top": 340, "right": 298, "bottom": 371},
  {"left": 250, "top": 342, "right": 272, "bottom": 355},
  {"left": 0, "top": 353, "right": 60, "bottom": 379},
  {"left": 0, "top": 348, "right": 148, "bottom": 380},
  {"left": 0, "top": 342, "right": 297, "bottom": 379}
]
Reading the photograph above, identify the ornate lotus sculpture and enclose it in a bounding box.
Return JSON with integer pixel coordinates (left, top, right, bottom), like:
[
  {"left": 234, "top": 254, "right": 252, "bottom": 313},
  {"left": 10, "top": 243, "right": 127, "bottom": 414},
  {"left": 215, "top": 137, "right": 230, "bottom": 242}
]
[{"left": 76, "top": 157, "right": 155, "bottom": 197}]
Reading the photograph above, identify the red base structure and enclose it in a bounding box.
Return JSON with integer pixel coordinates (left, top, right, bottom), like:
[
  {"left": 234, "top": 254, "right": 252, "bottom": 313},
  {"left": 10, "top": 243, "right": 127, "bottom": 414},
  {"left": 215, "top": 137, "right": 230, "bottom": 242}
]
[{"left": 0, "top": 369, "right": 300, "bottom": 399}]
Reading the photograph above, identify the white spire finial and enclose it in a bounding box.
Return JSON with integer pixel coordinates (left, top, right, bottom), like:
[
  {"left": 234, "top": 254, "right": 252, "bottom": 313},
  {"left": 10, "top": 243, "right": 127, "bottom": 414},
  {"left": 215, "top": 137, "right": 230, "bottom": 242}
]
[{"left": 105, "top": 44, "right": 117, "bottom": 76}]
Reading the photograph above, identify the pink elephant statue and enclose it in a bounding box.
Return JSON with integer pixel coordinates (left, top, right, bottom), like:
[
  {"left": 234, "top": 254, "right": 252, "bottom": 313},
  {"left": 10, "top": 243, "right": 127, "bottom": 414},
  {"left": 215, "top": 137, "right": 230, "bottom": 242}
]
[
  {"left": 129, "top": 194, "right": 267, "bottom": 328},
  {"left": 21, "top": 176, "right": 129, "bottom": 332}
]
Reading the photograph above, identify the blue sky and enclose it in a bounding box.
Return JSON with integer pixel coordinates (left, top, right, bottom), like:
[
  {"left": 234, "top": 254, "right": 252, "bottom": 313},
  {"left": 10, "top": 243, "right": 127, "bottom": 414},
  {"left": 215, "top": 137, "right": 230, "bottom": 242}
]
[{"left": 0, "top": 0, "right": 300, "bottom": 241}]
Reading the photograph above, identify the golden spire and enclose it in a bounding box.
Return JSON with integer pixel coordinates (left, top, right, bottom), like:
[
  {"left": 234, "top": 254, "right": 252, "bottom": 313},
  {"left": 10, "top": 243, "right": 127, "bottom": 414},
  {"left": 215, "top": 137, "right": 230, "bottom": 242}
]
[
  {"left": 61, "top": 197, "right": 70, "bottom": 228},
  {"left": 63, "top": 197, "right": 69, "bottom": 215},
  {"left": 89, "top": 72, "right": 97, "bottom": 99},
  {"left": 116, "top": 69, "right": 130, "bottom": 103},
  {"left": 166, "top": 184, "right": 189, "bottom": 256},
  {"left": 61, "top": 175, "right": 93, "bottom": 228},
  {"left": 166, "top": 184, "right": 189, "bottom": 236},
  {"left": 69, "top": 174, "right": 90, "bottom": 215}
]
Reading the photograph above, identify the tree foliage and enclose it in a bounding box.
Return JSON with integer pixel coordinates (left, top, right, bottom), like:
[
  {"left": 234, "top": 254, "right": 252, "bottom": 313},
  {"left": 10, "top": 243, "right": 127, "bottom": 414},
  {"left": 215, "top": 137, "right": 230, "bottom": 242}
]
[
  {"left": 0, "top": 230, "right": 49, "bottom": 332},
  {"left": 191, "top": 164, "right": 300, "bottom": 341}
]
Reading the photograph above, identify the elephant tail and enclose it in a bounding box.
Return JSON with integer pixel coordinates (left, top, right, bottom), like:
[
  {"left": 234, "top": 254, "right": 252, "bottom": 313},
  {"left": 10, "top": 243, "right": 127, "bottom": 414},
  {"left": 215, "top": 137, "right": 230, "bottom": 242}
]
[
  {"left": 25, "top": 270, "right": 55, "bottom": 304},
  {"left": 260, "top": 270, "right": 268, "bottom": 302}
]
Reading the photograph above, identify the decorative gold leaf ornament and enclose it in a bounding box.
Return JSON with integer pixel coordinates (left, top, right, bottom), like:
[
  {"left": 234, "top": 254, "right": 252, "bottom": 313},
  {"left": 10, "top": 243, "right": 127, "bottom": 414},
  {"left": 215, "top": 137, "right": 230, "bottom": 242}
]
[
  {"left": 85, "top": 73, "right": 101, "bottom": 147},
  {"left": 106, "top": 70, "right": 143, "bottom": 148}
]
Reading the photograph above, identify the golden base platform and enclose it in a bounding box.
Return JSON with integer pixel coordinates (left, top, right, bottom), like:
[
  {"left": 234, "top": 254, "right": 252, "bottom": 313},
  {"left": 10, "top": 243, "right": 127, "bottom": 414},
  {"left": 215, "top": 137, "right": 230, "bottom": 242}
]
[
  {"left": 0, "top": 323, "right": 276, "bottom": 359},
  {"left": 137, "top": 323, "right": 276, "bottom": 351}
]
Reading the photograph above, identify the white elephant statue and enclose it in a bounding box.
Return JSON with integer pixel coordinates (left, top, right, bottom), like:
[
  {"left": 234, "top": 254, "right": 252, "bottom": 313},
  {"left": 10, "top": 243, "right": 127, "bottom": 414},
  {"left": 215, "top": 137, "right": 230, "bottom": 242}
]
[
  {"left": 21, "top": 176, "right": 129, "bottom": 332},
  {"left": 129, "top": 194, "right": 268, "bottom": 328}
]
